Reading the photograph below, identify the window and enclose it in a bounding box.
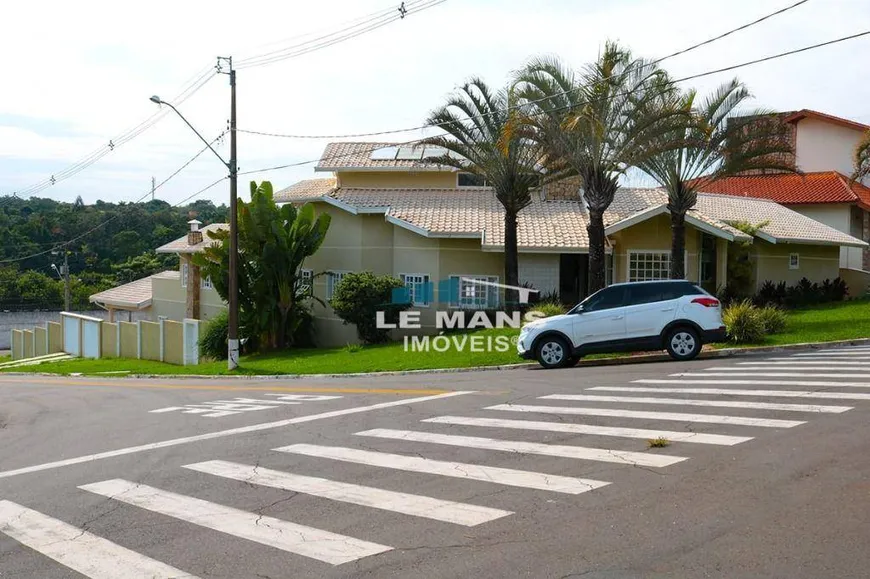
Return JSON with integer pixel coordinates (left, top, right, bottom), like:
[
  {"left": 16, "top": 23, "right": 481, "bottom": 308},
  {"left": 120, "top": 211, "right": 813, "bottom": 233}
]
[
  {"left": 201, "top": 276, "right": 213, "bottom": 290},
  {"left": 628, "top": 251, "right": 671, "bottom": 282},
  {"left": 181, "top": 263, "right": 189, "bottom": 288},
  {"left": 298, "top": 269, "right": 313, "bottom": 296},
  {"left": 789, "top": 253, "right": 800, "bottom": 270},
  {"left": 449, "top": 275, "right": 499, "bottom": 308},
  {"left": 581, "top": 286, "right": 627, "bottom": 312},
  {"left": 399, "top": 273, "right": 431, "bottom": 307},
  {"left": 458, "top": 173, "right": 487, "bottom": 187},
  {"left": 326, "top": 271, "right": 349, "bottom": 300},
  {"left": 627, "top": 283, "right": 665, "bottom": 305}
]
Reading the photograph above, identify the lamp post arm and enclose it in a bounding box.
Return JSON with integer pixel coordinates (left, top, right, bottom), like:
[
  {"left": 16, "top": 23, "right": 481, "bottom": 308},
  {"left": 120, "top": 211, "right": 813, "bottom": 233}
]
[{"left": 161, "top": 101, "right": 229, "bottom": 169}]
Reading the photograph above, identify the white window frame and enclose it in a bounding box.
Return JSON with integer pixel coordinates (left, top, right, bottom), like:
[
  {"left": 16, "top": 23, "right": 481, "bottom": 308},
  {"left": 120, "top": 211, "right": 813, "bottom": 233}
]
[
  {"left": 326, "top": 271, "right": 350, "bottom": 300},
  {"left": 399, "top": 273, "right": 431, "bottom": 307},
  {"left": 201, "top": 276, "right": 213, "bottom": 290},
  {"left": 181, "top": 262, "right": 189, "bottom": 288},
  {"left": 626, "top": 250, "right": 687, "bottom": 283},
  {"left": 449, "top": 275, "right": 500, "bottom": 308},
  {"left": 298, "top": 268, "right": 314, "bottom": 296},
  {"left": 789, "top": 253, "right": 800, "bottom": 270}
]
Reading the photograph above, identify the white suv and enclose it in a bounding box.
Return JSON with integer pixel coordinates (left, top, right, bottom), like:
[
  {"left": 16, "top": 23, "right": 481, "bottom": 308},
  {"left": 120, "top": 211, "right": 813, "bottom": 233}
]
[{"left": 518, "top": 280, "right": 726, "bottom": 369}]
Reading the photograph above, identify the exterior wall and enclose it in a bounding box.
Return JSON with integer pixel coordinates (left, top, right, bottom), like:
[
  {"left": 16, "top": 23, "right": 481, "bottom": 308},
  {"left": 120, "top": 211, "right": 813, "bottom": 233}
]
[
  {"left": 337, "top": 171, "right": 457, "bottom": 189},
  {"left": 100, "top": 322, "right": 117, "bottom": 358},
  {"left": 22, "top": 330, "right": 33, "bottom": 359},
  {"left": 786, "top": 203, "right": 860, "bottom": 269},
  {"left": 794, "top": 118, "right": 864, "bottom": 175},
  {"left": 119, "top": 322, "right": 138, "bottom": 358},
  {"left": 33, "top": 326, "right": 47, "bottom": 357},
  {"left": 139, "top": 321, "right": 161, "bottom": 361},
  {"left": 0, "top": 309, "right": 148, "bottom": 349},
  {"left": 610, "top": 214, "right": 702, "bottom": 283},
  {"left": 163, "top": 320, "right": 184, "bottom": 365},
  {"left": 10, "top": 330, "right": 22, "bottom": 360},
  {"left": 152, "top": 265, "right": 225, "bottom": 324},
  {"left": 839, "top": 267, "right": 870, "bottom": 297},
  {"left": 519, "top": 254, "right": 560, "bottom": 296},
  {"left": 752, "top": 242, "right": 840, "bottom": 290},
  {"left": 47, "top": 322, "right": 62, "bottom": 353}
]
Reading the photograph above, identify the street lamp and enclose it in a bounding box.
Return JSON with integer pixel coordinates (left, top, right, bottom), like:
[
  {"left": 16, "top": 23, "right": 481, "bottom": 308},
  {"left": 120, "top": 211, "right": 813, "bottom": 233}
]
[{"left": 150, "top": 70, "right": 239, "bottom": 370}]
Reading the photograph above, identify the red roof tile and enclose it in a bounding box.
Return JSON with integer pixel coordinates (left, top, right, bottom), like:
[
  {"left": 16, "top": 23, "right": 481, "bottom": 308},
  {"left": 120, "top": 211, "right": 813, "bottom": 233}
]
[
  {"left": 697, "top": 172, "right": 870, "bottom": 210},
  {"left": 784, "top": 109, "right": 870, "bottom": 132}
]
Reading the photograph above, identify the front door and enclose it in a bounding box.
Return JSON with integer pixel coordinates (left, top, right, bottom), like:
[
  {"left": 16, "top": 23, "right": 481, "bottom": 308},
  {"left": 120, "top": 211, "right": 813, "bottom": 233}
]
[
  {"left": 560, "top": 254, "right": 589, "bottom": 306},
  {"left": 699, "top": 233, "right": 718, "bottom": 293}
]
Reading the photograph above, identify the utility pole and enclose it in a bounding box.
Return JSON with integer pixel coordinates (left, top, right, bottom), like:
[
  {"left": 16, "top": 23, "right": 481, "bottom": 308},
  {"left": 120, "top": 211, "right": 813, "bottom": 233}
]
[
  {"left": 220, "top": 56, "right": 240, "bottom": 370},
  {"left": 151, "top": 176, "right": 156, "bottom": 201},
  {"left": 62, "top": 252, "right": 70, "bottom": 312}
]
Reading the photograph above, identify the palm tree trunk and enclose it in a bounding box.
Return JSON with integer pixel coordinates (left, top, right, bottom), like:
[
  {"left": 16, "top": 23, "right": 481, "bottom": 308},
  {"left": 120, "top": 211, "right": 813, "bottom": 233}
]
[
  {"left": 587, "top": 210, "right": 606, "bottom": 293},
  {"left": 670, "top": 211, "right": 686, "bottom": 279},
  {"left": 504, "top": 210, "right": 519, "bottom": 308}
]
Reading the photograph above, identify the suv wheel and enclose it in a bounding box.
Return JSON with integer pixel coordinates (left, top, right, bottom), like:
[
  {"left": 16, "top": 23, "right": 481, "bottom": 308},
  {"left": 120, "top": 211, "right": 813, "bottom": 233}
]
[
  {"left": 536, "top": 336, "right": 571, "bottom": 369},
  {"left": 666, "top": 327, "right": 701, "bottom": 361}
]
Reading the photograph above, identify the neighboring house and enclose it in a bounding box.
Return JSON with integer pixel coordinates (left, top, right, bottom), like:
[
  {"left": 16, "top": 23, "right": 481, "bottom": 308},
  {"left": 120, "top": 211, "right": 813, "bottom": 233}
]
[
  {"left": 89, "top": 273, "right": 162, "bottom": 321},
  {"left": 703, "top": 109, "right": 870, "bottom": 288},
  {"left": 276, "top": 142, "right": 867, "bottom": 346}
]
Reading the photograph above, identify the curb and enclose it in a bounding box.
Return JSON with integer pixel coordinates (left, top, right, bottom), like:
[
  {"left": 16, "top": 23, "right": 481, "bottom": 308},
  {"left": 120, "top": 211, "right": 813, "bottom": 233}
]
[{"left": 3, "top": 337, "right": 869, "bottom": 381}]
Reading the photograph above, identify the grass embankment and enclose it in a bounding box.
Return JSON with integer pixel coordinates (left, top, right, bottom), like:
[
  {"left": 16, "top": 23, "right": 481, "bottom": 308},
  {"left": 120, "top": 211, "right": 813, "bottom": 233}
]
[{"left": 6, "top": 299, "right": 868, "bottom": 376}]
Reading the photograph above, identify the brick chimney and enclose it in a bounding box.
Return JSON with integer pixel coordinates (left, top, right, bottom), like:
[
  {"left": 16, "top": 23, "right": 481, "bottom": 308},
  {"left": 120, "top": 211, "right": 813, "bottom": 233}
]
[{"left": 187, "top": 219, "right": 203, "bottom": 246}]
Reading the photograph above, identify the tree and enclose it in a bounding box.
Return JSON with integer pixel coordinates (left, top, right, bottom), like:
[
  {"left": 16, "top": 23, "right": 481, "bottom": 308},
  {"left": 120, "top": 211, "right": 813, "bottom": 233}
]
[
  {"left": 516, "top": 43, "right": 678, "bottom": 292},
  {"left": 330, "top": 272, "right": 409, "bottom": 344},
  {"left": 423, "top": 79, "right": 544, "bottom": 305},
  {"left": 635, "top": 80, "right": 795, "bottom": 279},
  {"left": 194, "top": 181, "right": 331, "bottom": 350},
  {"left": 853, "top": 129, "right": 870, "bottom": 183}
]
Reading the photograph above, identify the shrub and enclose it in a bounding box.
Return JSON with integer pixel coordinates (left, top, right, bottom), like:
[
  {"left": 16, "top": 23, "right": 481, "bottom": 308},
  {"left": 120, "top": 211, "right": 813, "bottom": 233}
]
[
  {"left": 199, "top": 310, "right": 229, "bottom": 360},
  {"left": 722, "top": 300, "right": 765, "bottom": 344},
  {"left": 756, "top": 280, "right": 787, "bottom": 307},
  {"left": 330, "top": 272, "right": 410, "bottom": 344},
  {"left": 757, "top": 305, "right": 787, "bottom": 334},
  {"left": 533, "top": 301, "right": 567, "bottom": 317}
]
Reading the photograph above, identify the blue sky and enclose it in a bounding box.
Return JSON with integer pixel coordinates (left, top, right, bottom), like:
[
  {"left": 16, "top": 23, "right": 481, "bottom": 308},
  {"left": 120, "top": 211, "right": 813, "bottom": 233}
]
[{"left": 2, "top": 0, "right": 870, "bottom": 205}]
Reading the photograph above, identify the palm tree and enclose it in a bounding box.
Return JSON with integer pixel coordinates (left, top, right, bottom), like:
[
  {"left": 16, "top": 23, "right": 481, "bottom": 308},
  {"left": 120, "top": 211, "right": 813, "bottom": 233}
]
[
  {"left": 515, "top": 42, "right": 678, "bottom": 293},
  {"left": 635, "top": 79, "right": 795, "bottom": 279},
  {"left": 853, "top": 129, "right": 870, "bottom": 183},
  {"left": 424, "top": 79, "right": 543, "bottom": 305}
]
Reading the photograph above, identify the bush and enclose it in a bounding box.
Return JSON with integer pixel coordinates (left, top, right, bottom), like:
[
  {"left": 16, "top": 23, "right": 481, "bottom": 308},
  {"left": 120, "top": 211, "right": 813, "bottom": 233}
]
[
  {"left": 533, "top": 301, "right": 567, "bottom": 317},
  {"left": 757, "top": 305, "right": 787, "bottom": 334},
  {"left": 330, "top": 272, "right": 410, "bottom": 344},
  {"left": 199, "top": 310, "right": 228, "bottom": 360},
  {"left": 755, "top": 277, "right": 849, "bottom": 309},
  {"left": 722, "top": 300, "right": 765, "bottom": 344}
]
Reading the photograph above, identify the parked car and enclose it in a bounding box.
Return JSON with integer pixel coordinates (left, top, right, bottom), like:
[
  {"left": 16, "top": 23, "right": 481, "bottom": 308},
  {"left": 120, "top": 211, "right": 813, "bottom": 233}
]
[{"left": 518, "top": 280, "right": 726, "bottom": 369}]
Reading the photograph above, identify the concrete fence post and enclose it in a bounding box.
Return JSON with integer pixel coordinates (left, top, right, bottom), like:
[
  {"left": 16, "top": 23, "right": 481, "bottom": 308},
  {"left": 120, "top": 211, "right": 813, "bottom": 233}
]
[
  {"left": 137, "top": 320, "right": 143, "bottom": 360},
  {"left": 159, "top": 318, "right": 165, "bottom": 363}
]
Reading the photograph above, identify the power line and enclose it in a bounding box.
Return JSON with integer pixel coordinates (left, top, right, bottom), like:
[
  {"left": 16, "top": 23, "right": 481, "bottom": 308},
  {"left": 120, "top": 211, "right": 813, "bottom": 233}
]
[
  {"left": 237, "top": 0, "right": 813, "bottom": 140},
  {"left": 236, "top": 0, "right": 445, "bottom": 69},
  {"left": 8, "top": 65, "right": 218, "bottom": 198},
  {"left": 0, "top": 133, "right": 226, "bottom": 264},
  {"left": 235, "top": 28, "right": 870, "bottom": 177}
]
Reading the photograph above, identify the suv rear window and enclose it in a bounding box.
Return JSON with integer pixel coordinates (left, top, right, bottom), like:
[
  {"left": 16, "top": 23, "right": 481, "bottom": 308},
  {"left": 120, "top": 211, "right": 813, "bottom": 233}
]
[{"left": 628, "top": 282, "right": 705, "bottom": 305}]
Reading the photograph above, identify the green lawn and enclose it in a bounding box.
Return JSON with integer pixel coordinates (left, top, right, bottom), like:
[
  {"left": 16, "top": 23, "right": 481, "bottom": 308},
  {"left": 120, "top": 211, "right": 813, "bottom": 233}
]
[{"left": 6, "top": 299, "right": 868, "bottom": 376}]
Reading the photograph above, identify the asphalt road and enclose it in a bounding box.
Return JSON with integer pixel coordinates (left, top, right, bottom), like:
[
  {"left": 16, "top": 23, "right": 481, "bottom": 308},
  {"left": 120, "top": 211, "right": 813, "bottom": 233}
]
[{"left": 1, "top": 348, "right": 870, "bottom": 578}]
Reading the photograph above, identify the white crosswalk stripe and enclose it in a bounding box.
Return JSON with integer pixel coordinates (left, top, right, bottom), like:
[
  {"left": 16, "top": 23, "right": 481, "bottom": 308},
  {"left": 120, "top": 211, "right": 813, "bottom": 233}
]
[
  {"left": 709, "top": 366, "right": 870, "bottom": 372},
  {"left": 673, "top": 372, "right": 870, "bottom": 379},
  {"left": 589, "top": 386, "right": 870, "bottom": 400},
  {"left": 792, "top": 352, "right": 870, "bottom": 357},
  {"left": 737, "top": 358, "right": 870, "bottom": 371},
  {"left": 636, "top": 378, "right": 870, "bottom": 389},
  {"left": 486, "top": 404, "right": 805, "bottom": 428},
  {"left": 540, "top": 394, "right": 851, "bottom": 413},
  {"left": 758, "top": 359, "right": 870, "bottom": 365},
  {"left": 79, "top": 479, "right": 392, "bottom": 566},
  {"left": 355, "top": 428, "right": 687, "bottom": 467},
  {"left": 0, "top": 500, "right": 195, "bottom": 579},
  {"left": 274, "top": 444, "right": 610, "bottom": 494},
  {"left": 422, "top": 415, "right": 752, "bottom": 446},
  {"left": 184, "top": 460, "right": 511, "bottom": 527}
]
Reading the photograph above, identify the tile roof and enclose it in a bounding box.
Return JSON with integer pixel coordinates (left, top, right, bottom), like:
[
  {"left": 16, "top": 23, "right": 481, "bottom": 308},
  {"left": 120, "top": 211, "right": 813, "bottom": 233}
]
[
  {"left": 296, "top": 185, "right": 865, "bottom": 250},
  {"left": 696, "top": 171, "right": 870, "bottom": 210},
  {"left": 88, "top": 272, "right": 172, "bottom": 310},
  {"left": 784, "top": 109, "right": 870, "bottom": 132},
  {"left": 315, "top": 142, "right": 456, "bottom": 172},
  {"left": 155, "top": 223, "right": 228, "bottom": 254},
  {"left": 274, "top": 178, "right": 337, "bottom": 203}
]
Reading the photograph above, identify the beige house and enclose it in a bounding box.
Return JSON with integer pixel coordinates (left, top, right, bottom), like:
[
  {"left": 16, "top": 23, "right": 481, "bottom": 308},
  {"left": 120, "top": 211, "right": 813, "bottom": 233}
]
[
  {"left": 275, "top": 142, "right": 867, "bottom": 346},
  {"left": 705, "top": 109, "right": 870, "bottom": 291}
]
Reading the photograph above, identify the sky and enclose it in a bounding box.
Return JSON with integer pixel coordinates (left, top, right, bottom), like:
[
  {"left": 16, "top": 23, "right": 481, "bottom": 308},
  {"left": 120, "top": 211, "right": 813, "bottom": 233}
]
[{"left": 2, "top": 0, "right": 870, "bottom": 206}]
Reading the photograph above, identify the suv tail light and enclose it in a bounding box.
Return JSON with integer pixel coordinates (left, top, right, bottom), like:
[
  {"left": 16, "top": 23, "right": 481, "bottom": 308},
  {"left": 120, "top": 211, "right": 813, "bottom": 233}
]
[{"left": 692, "top": 297, "right": 720, "bottom": 308}]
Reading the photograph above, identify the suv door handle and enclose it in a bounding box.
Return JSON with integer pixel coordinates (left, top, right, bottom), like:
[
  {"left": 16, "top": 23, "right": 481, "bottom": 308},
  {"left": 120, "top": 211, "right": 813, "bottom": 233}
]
[
  {"left": 660, "top": 307, "right": 675, "bottom": 312},
  {"left": 611, "top": 315, "right": 624, "bottom": 320}
]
